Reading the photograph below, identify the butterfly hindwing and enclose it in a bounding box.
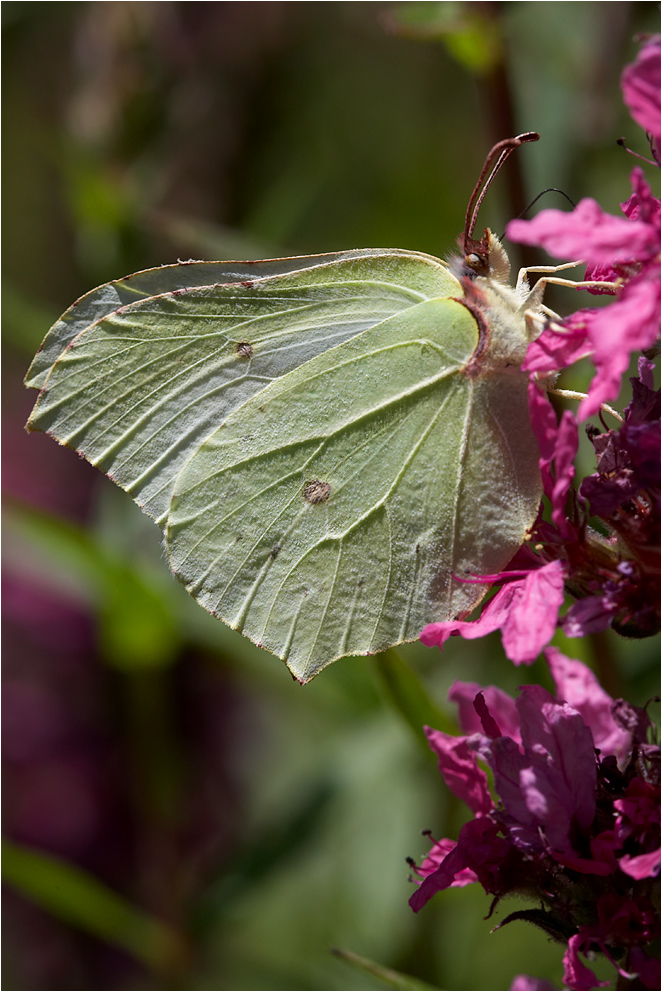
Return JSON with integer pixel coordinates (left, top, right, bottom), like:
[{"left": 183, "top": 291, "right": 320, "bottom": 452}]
[{"left": 166, "top": 297, "right": 540, "bottom": 681}]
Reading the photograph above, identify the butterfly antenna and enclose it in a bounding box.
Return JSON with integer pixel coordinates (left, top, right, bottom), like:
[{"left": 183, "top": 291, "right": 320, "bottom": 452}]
[
  {"left": 522, "top": 187, "right": 576, "bottom": 214},
  {"left": 496, "top": 188, "right": 576, "bottom": 242},
  {"left": 463, "top": 132, "right": 540, "bottom": 258}
]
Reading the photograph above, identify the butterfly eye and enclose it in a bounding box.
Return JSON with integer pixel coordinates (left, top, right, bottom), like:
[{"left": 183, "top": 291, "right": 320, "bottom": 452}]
[{"left": 464, "top": 252, "right": 488, "bottom": 275}]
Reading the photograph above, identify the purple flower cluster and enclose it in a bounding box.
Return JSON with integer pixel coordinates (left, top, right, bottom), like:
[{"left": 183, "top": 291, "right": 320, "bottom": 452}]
[
  {"left": 421, "top": 36, "right": 661, "bottom": 666},
  {"left": 408, "top": 651, "right": 660, "bottom": 990},
  {"left": 410, "top": 37, "right": 660, "bottom": 992}
]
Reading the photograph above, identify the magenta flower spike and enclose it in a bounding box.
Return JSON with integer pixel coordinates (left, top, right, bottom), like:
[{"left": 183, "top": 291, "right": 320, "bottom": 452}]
[
  {"left": 408, "top": 653, "right": 660, "bottom": 990},
  {"left": 412, "top": 33, "right": 659, "bottom": 992}
]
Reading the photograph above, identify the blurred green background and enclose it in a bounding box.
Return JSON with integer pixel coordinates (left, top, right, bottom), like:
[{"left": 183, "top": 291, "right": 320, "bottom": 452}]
[{"left": 2, "top": 3, "right": 660, "bottom": 990}]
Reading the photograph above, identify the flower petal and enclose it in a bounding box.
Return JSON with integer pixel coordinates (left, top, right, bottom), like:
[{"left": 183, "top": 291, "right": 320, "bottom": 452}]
[
  {"left": 507, "top": 199, "right": 655, "bottom": 266},
  {"left": 420, "top": 580, "right": 520, "bottom": 649},
  {"left": 562, "top": 596, "right": 616, "bottom": 637},
  {"left": 424, "top": 725, "right": 493, "bottom": 815},
  {"left": 448, "top": 681, "right": 521, "bottom": 741},
  {"left": 523, "top": 315, "right": 594, "bottom": 376},
  {"left": 516, "top": 685, "right": 597, "bottom": 849},
  {"left": 563, "top": 934, "right": 605, "bottom": 991},
  {"left": 500, "top": 561, "right": 565, "bottom": 664},
  {"left": 619, "top": 848, "right": 661, "bottom": 880},
  {"left": 578, "top": 270, "right": 661, "bottom": 419},
  {"left": 550, "top": 411, "right": 578, "bottom": 535},
  {"left": 409, "top": 816, "right": 510, "bottom": 912},
  {"left": 621, "top": 37, "right": 661, "bottom": 141},
  {"left": 415, "top": 836, "right": 479, "bottom": 887},
  {"left": 545, "top": 646, "right": 632, "bottom": 764}
]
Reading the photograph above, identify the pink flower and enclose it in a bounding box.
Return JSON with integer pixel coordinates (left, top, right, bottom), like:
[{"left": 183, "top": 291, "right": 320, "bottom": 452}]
[
  {"left": 411, "top": 671, "right": 604, "bottom": 909},
  {"left": 507, "top": 195, "right": 657, "bottom": 266},
  {"left": 509, "top": 168, "right": 661, "bottom": 419},
  {"left": 474, "top": 685, "right": 596, "bottom": 854},
  {"left": 545, "top": 646, "right": 633, "bottom": 765},
  {"left": 423, "top": 726, "right": 492, "bottom": 815},
  {"left": 578, "top": 262, "right": 660, "bottom": 419},
  {"left": 522, "top": 311, "right": 595, "bottom": 378},
  {"left": 563, "top": 934, "right": 609, "bottom": 990},
  {"left": 412, "top": 35, "right": 661, "bottom": 992},
  {"left": 621, "top": 36, "right": 661, "bottom": 142},
  {"left": 411, "top": 836, "right": 478, "bottom": 888},
  {"left": 408, "top": 659, "right": 660, "bottom": 990},
  {"left": 421, "top": 560, "right": 565, "bottom": 665},
  {"left": 448, "top": 680, "right": 521, "bottom": 741}
]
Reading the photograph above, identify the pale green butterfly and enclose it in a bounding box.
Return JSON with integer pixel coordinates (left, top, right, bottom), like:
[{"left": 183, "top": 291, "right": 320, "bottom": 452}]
[{"left": 25, "top": 134, "right": 550, "bottom": 683}]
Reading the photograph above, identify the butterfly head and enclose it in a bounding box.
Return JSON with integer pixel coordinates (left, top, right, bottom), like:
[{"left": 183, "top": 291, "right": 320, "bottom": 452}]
[{"left": 450, "top": 228, "right": 511, "bottom": 285}]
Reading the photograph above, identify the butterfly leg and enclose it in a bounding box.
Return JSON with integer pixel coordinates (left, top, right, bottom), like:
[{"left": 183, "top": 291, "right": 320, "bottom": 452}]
[
  {"left": 515, "top": 259, "right": 584, "bottom": 293},
  {"left": 517, "top": 260, "right": 619, "bottom": 295}
]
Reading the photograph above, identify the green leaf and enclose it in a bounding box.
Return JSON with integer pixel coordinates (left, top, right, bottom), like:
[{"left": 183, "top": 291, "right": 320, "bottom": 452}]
[
  {"left": 26, "top": 243, "right": 542, "bottom": 681},
  {"left": 1, "top": 839, "right": 185, "bottom": 972},
  {"left": 331, "top": 947, "right": 441, "bottom": 991}
]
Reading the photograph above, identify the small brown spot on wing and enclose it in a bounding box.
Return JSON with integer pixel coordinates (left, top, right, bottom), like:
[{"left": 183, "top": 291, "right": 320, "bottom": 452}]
[
  {"left": 303, "top": 479, "right": 331, "bottom": 504},
  {"left": 236, "top": 342, "right": 253, "bottom": 358}
]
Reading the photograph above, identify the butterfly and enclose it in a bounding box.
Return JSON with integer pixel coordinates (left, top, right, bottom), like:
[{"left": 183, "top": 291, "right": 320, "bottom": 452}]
[{"left": 25, "top": 134, "right": 548, "bottom": 682}]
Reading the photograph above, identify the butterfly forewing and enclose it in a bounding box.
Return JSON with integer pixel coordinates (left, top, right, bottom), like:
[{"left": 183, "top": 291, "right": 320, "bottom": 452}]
[
  {"left": 25, "top": 251, "right": 449, "bottom": 391},
  {"left": 27, "top": 251, "right": 459, "bottom": 524}
]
